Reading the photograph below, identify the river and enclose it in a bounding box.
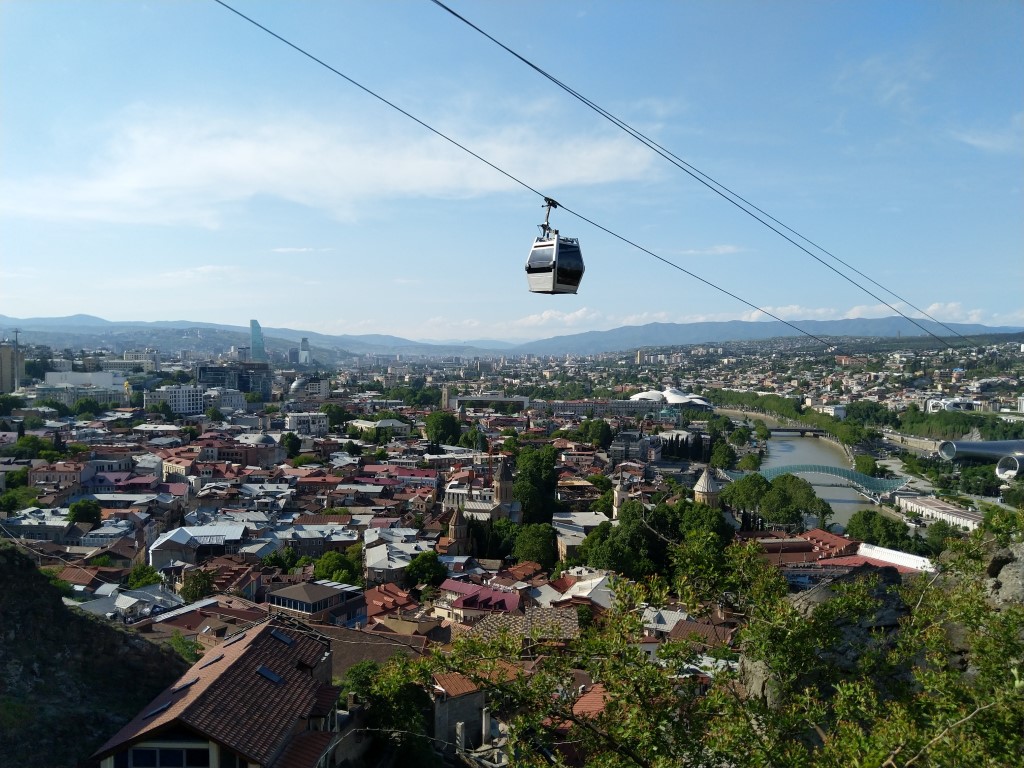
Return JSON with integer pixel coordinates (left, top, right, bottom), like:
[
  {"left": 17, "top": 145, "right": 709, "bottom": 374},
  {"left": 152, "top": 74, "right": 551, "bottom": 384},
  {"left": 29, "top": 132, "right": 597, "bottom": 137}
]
[{"left": 719, "top": 410, "right": 876, "bottom": 527}]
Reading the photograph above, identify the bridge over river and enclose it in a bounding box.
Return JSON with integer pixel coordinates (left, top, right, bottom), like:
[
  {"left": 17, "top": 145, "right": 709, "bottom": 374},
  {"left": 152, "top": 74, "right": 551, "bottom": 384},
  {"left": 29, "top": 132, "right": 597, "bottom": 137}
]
[
  {"left": 759, "top": 464, "right": 910, "bottom": 497},
  {"left": 768, "top": 427, "right": 827, "bottom": 437}
]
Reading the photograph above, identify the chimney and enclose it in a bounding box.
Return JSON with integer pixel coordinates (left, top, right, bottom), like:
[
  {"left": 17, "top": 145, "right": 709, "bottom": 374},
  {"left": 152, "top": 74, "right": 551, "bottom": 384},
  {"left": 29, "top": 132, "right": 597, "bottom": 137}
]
[
  {"left": 347, "top": 692, "right": 356, "bottom": 711},
  {"left": 481, "top": 707, "right": 490, "bottom": 746}
]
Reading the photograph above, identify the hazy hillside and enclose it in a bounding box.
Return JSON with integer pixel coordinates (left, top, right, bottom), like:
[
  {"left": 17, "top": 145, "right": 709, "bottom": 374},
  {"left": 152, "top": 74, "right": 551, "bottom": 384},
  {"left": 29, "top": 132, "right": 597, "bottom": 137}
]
[
  {"left": 2, "top": 314, "right": 1021, "bottom": 359},
  {"left": 512, "top": 317, "right": 1024, "bottom": 356}
]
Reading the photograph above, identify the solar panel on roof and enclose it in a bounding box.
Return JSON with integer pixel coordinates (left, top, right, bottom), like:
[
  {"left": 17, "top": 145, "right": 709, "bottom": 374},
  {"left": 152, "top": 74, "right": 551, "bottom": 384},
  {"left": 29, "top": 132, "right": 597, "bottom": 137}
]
[
  {"left": 222, "top": 632, "right": 247, "bottom": 647},
  {"left": 199, "top": 653, "right": 224, "bottom": 668}
]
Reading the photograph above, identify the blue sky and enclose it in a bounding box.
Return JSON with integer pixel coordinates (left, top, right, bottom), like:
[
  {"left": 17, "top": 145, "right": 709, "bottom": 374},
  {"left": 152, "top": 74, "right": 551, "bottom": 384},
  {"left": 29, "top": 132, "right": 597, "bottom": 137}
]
[{"left": 2, "top": 1, "right": 1021, "bottom": 342}]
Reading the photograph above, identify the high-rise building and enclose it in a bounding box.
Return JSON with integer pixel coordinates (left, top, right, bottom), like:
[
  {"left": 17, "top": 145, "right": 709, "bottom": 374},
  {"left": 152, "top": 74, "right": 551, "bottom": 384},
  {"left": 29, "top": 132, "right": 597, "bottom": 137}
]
[
  {"left": 298, "top": 337, "right": 311, "bottom": 365},
  {"left": 0, "top": 343, "right": 24, "bottom": 393},
  {"left": 250, "top": 319, "right": 267, "bottom": 362}
]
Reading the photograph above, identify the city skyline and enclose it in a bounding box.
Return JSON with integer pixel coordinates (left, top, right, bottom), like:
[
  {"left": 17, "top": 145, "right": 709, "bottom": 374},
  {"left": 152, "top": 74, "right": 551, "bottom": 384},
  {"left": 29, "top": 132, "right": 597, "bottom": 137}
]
[{"left": 1, "top": 1, "right": 1021, "bottom": 340}]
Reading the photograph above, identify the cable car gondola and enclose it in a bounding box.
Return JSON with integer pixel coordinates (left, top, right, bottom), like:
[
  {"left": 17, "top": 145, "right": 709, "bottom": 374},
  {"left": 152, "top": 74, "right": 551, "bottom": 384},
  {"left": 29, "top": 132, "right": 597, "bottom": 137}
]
[{"left": 525, "top": 197, "right": 585, "bottom": 294}]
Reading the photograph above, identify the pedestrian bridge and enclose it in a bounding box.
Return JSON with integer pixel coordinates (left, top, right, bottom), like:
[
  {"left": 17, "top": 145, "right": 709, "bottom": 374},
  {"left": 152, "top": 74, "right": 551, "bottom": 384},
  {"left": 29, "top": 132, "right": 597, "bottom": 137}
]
[{"left": 759, "top": 464, "right": 910, "bottom": 495}]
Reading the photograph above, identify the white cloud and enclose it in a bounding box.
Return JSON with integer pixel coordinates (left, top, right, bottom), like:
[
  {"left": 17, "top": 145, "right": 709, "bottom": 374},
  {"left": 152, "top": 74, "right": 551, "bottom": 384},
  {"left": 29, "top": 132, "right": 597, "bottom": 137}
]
[
  {"left": 0, "top": 103, "right": 656, "bottom": 227},
  {"left": 741, "top": 305, "right": 843, "bottom": 322},
  {"left": 617, "top": 311, "right": 672, "bottom": 326},
  {"left": 675, "top": 244, "right": 742, "bottom": 257},
  {"left": 834, "top": 52, "right": 933, "bottom": 115},
  {"left": 921, "top": 302, "right": 984, "bottom": 324},
  {"left": 950, "top": 113, "right": 1024, "bottom": 155},
  {"left": 512, "top": 307, "right": 603, "bottom": 329}
]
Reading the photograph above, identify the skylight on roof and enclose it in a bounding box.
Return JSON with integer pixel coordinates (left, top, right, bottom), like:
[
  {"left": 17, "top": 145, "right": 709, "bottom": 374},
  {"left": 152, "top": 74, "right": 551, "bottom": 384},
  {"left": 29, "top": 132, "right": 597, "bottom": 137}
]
[
  {"left": 257, "top": 665, "right": 284, "bottom": 684},
  {"left": 144, "top": 700, "right": 172, "bottom": 719},
  {"left": 199, "top": 653, "right": 224, "bottom": 669},
  {"left": 270, "top": 627, "right": 296, "bottom": 646},
  {"left": 171, "top": 678, "right": 199, "bottom": 694}
]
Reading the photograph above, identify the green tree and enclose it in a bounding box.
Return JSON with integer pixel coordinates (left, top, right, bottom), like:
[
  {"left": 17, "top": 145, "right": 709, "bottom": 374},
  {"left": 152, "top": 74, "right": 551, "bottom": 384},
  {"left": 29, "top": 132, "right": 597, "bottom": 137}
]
[
  {"left": 407, "top": 525, "right": 1024, "bottom": 768},
  {"left": 424, "top": 411, "right": 461, "bottom": 446},
  {"left": 205, "top": 406, "right": 225, "bottom": 422},
  {"left": 179, "top": 568, "right": 216, "bottom": 603},
  {"left": 587, "top": 473, "right": 613, "bottom": 494},
  {"left": 845, "top": 508, "right": 912, "bottom": 549},
  {"left": 513, "top": 445, "right": 560, "bottom": 524},
  {"left": 67, "top": 499, "right": 102, "bottom": 527},
  {"left": 758, "top": 473, "right": 825, "bottom": 527},
  {"left": 0, "top": 485, "right": 39, "bottom": 514},
  {"left": 281, "top": 431, "right": 302, "bottom": 459},
  {"left": 320, "top": 402, "right": 354, "bottom": 429},
  {"left": 314, "top": 550, "right": 359, "bottom": 584},
  {"left": 854, "top": 454, "right": 878, "bottom": 477},
  {"left": 511, "top": 523, "right": 558, "bottom": 570},
  {"left": 72, "top": 397, "right": 103, "bottom": 417},
  {"left": 736, "top": 452, "right": 762, "bottom": 471},
  {"left": 404, "top": 550, "right": 447, "bottom": 588},
  {"left": 709, "top": 440, "right": 737, "bottom": 469},
  {"left": 0, "top": 394, "right": 26, "bottom": 416},
  {"left": 721, "top": 472, "right": 771, "bottom": 515},
  {"left": 147, "top": 400, "right": 175, "bottom": 421},
  {"left": 262, "top": 546, "right": 300, "bottom": 572},
  {"left": 924, "top": 519, "right": 958, "bottom": 555},
  {"left": 127, "top": 562, "right": 162, "bottom": 589},
  {"left": 168, "top": 629, "right": 203, "bottom": 664}
]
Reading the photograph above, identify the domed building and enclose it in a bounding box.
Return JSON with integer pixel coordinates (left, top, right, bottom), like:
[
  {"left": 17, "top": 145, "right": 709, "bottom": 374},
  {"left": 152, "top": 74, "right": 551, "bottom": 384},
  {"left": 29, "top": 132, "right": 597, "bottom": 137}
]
[
  {"left": 233, "top": 432, "right": 285, "bottom": 468},
  {"left": 628, "top": 388, "right": 713, "bottom": 411},
  {"left": 662, "top": 388, "right": 713, "bottom": 411},
  {"left": 629, "top": 389, "right": 666, "bottom": 402}
]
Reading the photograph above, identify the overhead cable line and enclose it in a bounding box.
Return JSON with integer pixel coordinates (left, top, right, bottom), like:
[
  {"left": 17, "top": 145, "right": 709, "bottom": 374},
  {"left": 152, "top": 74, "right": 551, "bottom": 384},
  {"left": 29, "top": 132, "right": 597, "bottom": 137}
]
[
  {"left": 427, "top": 0, "right": 974, "bottom": 350},
  {"left": 211, "top": 0, "right": 836, "bottom": 350}
]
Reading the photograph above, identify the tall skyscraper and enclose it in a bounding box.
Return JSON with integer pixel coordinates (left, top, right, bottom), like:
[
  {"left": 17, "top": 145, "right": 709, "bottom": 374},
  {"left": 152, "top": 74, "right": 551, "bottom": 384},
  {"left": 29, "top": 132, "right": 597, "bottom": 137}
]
[
  {"left": 250, "top": 319, "right": 267, "bottom": 362},
  {"left": 0, "top": 343, "right": 23, "bottom": 393},
  {"left": 298, "top": 337, "right": 311, "bottom": 365}
]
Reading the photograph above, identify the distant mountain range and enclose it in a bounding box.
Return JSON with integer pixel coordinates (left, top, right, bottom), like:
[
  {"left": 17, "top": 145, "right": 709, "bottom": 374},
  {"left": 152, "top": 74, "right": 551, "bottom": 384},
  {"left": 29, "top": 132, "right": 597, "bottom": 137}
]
[{"left": 1, "top": 314, "right": 1020, "bottom": 359}]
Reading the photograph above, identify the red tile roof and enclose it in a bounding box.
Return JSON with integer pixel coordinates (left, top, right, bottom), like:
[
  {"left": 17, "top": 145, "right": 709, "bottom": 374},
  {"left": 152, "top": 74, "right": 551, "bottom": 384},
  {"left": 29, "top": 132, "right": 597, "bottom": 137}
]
[{"left": 94, "top": 619, "right": 336, "bottom": 765}]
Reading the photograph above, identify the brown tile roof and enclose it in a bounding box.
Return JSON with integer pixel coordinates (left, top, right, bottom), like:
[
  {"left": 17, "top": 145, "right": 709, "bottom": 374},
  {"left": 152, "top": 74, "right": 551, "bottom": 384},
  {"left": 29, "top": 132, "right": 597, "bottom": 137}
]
[
  {"left": 432, "top": 671, "right": 479, "bottom": 698},
  {"left": 94, "top": 618, "right": 334, "bottom": 765},
  {"left": 667, "top": 619, "right": 734, "bottom": 648},
  {"left": 269, "top": 729, "right": 335, "bottom": 768},
  {"left": 470, "top": 607, "right": 580, "bottom": 644},
  {"left": 572, "top": 683, "right": 609, "bottom": 718},
  {"left": 317, "top": 626, "right": 425, "bottom": 680}
]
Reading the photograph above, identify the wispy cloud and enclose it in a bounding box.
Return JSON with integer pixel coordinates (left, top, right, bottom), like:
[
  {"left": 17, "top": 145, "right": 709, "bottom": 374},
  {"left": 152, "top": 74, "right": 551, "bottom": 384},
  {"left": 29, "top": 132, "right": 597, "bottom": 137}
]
[
  {"left": 0, "top": 103, "right": 656, "bottom": 227},
  {"left": 512, "top": 307, "right": 603, "bottom": 329},
  {"left": 834, "top": 52, "right": 933, "bottom": 116},
  {"left": 921, "top": 302, "right": 984, "bottom": 324},
  {"left": 675, "top": 244, "right": 743, "bottom": 257},
  {"left": 950, "top": 113, "right": 1024, "bottom": 154}
]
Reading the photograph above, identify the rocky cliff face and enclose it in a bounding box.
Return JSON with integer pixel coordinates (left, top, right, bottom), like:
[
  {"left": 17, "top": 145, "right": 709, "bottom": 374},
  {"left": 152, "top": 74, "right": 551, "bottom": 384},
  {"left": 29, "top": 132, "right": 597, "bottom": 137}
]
[
  {"left": 739, "top": 565, "right": 911, "bottom": 708},
  {"left": 986, "top": 543, "right": 1024, "bottom": 608},
  {"left": 0, "top": 543, "right": 188, "bottom": 768}
]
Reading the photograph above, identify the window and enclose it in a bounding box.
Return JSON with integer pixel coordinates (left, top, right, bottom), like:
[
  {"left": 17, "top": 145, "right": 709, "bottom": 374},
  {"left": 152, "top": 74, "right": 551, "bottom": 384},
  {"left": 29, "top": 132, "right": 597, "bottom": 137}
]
[{"left": 257, "top": 664, "right": 284, "bottom": 684}]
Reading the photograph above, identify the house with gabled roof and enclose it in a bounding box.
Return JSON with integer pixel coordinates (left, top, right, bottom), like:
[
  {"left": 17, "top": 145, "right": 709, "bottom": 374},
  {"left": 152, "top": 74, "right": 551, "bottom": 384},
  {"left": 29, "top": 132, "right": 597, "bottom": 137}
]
[{"left": 93, "top": 617, "right": 350, "bottom": 768}]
